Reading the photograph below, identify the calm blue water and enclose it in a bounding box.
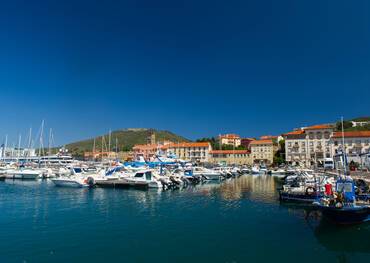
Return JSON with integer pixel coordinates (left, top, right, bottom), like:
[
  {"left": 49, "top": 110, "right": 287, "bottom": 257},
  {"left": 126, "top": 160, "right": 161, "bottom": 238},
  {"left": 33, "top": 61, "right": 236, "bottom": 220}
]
[{"left": 0, "top": 175, "right": 369, "bottom": 263}]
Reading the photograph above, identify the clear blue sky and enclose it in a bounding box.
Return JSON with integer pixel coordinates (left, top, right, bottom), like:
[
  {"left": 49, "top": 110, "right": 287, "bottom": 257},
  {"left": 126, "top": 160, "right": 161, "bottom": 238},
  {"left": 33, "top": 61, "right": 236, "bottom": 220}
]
[{"left": 0, "top": 0, "right": 369, "bottom": 146}]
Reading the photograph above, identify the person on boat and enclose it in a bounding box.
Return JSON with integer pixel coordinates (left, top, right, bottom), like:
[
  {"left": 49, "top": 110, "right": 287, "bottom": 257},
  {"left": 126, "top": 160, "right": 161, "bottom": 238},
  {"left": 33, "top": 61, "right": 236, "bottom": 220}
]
[{"left": 324, "top": 183, "right": 333, "bottom": 196}]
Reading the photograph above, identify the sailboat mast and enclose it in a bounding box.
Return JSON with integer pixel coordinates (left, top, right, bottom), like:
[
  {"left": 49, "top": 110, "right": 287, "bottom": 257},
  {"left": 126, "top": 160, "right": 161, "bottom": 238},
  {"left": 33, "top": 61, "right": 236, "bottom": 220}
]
[
  {"left": 17, "top": 134, "right": 21, "bottom": 162},
  {"left": 3, "top": 135, "right": 8, "bottom": 162},
  {"left": 101, "top": 135, "right": 104, "bottom": 162},
  {"left": 93, "top": 138, "right": 96, "bottom": 161},
  {"left": 48, "top": 128, "right": 52, "bottom": 156},
  {"left": 108, "top": 130, "right": 111, "bottom": 161},
  {"left": 341, "top": 116, "right": 347, "bottom": 175},
  {"left": 27, "top": 128, "right": 32, "bottom": 162}
]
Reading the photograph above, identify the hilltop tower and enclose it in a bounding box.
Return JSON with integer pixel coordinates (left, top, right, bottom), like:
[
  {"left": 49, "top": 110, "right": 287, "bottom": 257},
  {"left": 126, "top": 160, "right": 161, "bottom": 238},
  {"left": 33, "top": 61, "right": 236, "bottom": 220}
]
[{"left": 147, "top": 132, "right": 156, "bottom": 145}]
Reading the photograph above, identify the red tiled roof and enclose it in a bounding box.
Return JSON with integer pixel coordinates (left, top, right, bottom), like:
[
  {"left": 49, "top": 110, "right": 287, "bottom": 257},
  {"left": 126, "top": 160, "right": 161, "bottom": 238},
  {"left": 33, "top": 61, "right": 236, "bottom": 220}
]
[
  {"left": 250, "top": 139, "right": 273, "bottom": 145},
  {"left": 332, "top": 131, "right": 370, "bottom": 138},
  {"left": 304, "top": 124, "right": 333, "bottom": 130},
  {"left": 260, "top": 135, "right": 278, "bottom": 140},
  {"left": 210, "top": 150, "right": 250, "bottom": 154},
  {"left": 282, "top": 130, "right": 305, "bottom": 136}
]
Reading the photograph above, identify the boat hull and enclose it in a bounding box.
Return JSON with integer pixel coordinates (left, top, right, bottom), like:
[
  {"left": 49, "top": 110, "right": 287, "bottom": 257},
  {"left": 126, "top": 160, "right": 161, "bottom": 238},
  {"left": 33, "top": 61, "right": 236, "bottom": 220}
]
[
  {"left": 279, "top": 191, "right": 322, "bottom": 203},
  {"left": 51, "top": 179, "right": 87, "bottom": 188},
  {"left": 317, "top": 205, "right": 370, "bottom": 224}
]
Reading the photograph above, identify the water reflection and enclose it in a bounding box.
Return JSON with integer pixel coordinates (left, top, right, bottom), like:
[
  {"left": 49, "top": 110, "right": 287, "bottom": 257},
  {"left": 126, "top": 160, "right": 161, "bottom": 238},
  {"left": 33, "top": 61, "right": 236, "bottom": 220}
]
[
  {"left": 313, "top": 220, "right": 370, "bottom": 253},
  {"left": 194, "top": 175, "right": 280, "bottom": 203}
]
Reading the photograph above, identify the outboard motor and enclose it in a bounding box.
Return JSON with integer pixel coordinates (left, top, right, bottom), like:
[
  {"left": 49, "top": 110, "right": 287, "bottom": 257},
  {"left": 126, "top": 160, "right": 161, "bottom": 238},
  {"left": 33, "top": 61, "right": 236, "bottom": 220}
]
[{"left": 86, "top": 177, "right": 95, "bottom": 187}]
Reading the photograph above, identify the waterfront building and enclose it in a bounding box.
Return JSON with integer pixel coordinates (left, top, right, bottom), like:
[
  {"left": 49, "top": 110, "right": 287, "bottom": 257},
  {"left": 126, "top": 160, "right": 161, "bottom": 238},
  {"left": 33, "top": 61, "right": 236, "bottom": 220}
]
[
  {"left": 250, "top": 139, "right": 277, "bottom": 165},
  {"left": 304, "top": 124, "right": 334, "bottom": 165},
  {"left": 132, "top": 144, "right": 162, "bottom": 160},
  {"left": 208, "top": 150, "right": 252, "bottom": 165},
  {"left": 284, "top": 124, "right": 334, "bottom": 167},
  {"left": 218, "top": 134, "right": 241, "bottom": 147},
  {"left": 0, "top": 147, "right": 36, "bottom": 159},
  {"left": 164, "top": 142, "right": 212, "bottom": 163},
  {"left": 240, "top": 138, "right": 255, "bottom": 150},
  {"left": 330, "top": 131, "right": 370, "bottom": 164},
  {"left": 283, "top": 130, "right": 309, "bottom": 167}
]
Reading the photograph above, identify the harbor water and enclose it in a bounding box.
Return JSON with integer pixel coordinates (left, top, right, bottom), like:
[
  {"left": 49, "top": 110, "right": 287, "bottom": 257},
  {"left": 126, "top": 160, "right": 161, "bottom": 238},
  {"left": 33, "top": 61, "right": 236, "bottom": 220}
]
[{"left": 0, "top": 175, "right": 369, "bottom": 263}]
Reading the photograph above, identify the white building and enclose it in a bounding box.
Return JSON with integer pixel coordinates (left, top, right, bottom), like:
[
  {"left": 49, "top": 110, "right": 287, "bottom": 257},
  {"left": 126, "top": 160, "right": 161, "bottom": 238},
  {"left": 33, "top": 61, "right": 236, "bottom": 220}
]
[
  {"left": 219, "top": 134, "right": 241, "bottom": 147},
  {"left": 330, "top": 131, "right": 370, "bottom": 165},
  {"left": 250, "top": 139, "right": 277, "bottom": 165},
  {"left": 351, "top": 121, "right": 370, "bottom": 127},
  {"left": 283, "top": 130, "right": 308, "bottom": 167},
  {"left": 0, "top": 147, "right": 36, "bottom": 159},
  {"left": 283, "top": 124, "right": 334, "bottom": 167},
  {"left": 165, "top": 142, "right": 212, "bottom": 163}
]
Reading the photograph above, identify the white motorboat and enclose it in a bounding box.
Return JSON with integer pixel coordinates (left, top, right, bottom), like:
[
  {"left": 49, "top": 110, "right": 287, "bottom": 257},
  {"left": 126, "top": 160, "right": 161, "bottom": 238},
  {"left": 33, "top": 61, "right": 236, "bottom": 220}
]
[
  {"left": 269, "top": 168, "right": 287, "bottom": 178},
  {"left": 251, "top": 165, "right": 260, "bottom": 174},
  {"left": 124, "top": 170, "right": 163, "bottom": 188},
  {"left": 192, "top": 167, "right": 222, "bottom": 180},
  {"left": 259, "top": 164, "right": 268, "bottom": 173},
  {"left": 5, "top": 168, "right": 42, "bottom": 180},
  {"left": 51, "top": 176, "right": 94, "bottom": 188}
]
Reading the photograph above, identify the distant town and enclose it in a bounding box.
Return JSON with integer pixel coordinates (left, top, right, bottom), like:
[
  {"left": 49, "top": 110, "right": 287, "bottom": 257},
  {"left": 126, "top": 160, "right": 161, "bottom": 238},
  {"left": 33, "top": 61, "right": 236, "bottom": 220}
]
[{"left": 1, "top": 117, "right": 370, "bottom": 169}]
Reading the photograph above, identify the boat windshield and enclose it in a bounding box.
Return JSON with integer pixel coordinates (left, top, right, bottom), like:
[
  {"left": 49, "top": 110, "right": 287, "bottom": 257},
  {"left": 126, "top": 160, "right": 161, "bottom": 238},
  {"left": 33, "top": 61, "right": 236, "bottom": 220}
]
[
  {"left": 134, "top": 173, "right": 144, "bottom": 178},
  {"left": 74, "top": 168, "right": 82, "bottom": 174},
  {"left": 336, "top": 182, "right": 353, "bottom": 193}
]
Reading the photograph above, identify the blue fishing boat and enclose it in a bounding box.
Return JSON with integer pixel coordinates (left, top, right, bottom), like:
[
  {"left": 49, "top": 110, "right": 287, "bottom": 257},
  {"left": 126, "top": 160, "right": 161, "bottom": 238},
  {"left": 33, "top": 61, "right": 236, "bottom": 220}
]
[{"left": 314, "top": 178, "right": 370, "bottom": 224}]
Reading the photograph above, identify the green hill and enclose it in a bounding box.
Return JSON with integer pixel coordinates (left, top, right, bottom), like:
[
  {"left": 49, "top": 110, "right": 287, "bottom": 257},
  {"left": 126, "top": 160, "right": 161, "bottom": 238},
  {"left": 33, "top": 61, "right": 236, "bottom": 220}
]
[
  {"left": 65, "top": 128, "right": 189, "bottom": 156},
  {"left": 335, "top": 116, "right": 370, "bottom": 131}
]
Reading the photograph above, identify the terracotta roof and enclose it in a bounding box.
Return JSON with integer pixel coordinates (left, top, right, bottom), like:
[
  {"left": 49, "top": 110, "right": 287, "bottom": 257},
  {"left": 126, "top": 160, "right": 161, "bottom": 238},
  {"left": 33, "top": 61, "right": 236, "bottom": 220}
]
[
  {"left": 260, "top": 135, "right": 278, "bottom": 140},
  {"left": 332, "top": 131, "right": 370, "bottom": 138},
  {"left": 241, "top": 138, "right": 255, "bottom": 141},
  {"left": 164, "top": 142, "right": 211, "bottom": 148},
  {"left": 282, "top": 130, "right": 305, "bottom": 136},
  {"left": 250, "top": 139, "right": 273, "bottom": 145},
  {"left": 210, "top": 150, "right": 250, "bottom": 154},
  {"left": 304, "top": 124, "right": 333, "bottom": 130}
]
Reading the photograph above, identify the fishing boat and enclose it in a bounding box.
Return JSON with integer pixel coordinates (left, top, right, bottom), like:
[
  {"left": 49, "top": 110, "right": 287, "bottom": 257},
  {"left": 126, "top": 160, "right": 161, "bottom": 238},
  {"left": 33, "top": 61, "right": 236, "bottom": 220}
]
[
  {"left": 279, "top": 171, "right": 328, "bottom": 203},
  {"left": 314, "top": 177, "right": 370, "bottom": 224}
]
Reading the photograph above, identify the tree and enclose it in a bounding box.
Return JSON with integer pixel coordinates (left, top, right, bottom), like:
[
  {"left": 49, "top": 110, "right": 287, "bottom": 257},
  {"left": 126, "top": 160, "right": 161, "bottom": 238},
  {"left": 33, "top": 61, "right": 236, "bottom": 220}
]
[
  {"left": 335, "top": 121, "right": 353, "bottom": 131},
  {"left": 273, "top": 139, "right": 285, "bottom": 166}
]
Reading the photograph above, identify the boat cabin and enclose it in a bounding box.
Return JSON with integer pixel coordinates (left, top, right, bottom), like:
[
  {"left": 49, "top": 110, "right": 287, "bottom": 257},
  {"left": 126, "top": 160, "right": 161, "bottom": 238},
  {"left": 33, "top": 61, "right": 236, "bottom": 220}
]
[
  {"left": 335, "top": 178, "right": 355, "bottom": 203},
  {"left": 134, "top": 170, "right": 153, "bottom": 181}
]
